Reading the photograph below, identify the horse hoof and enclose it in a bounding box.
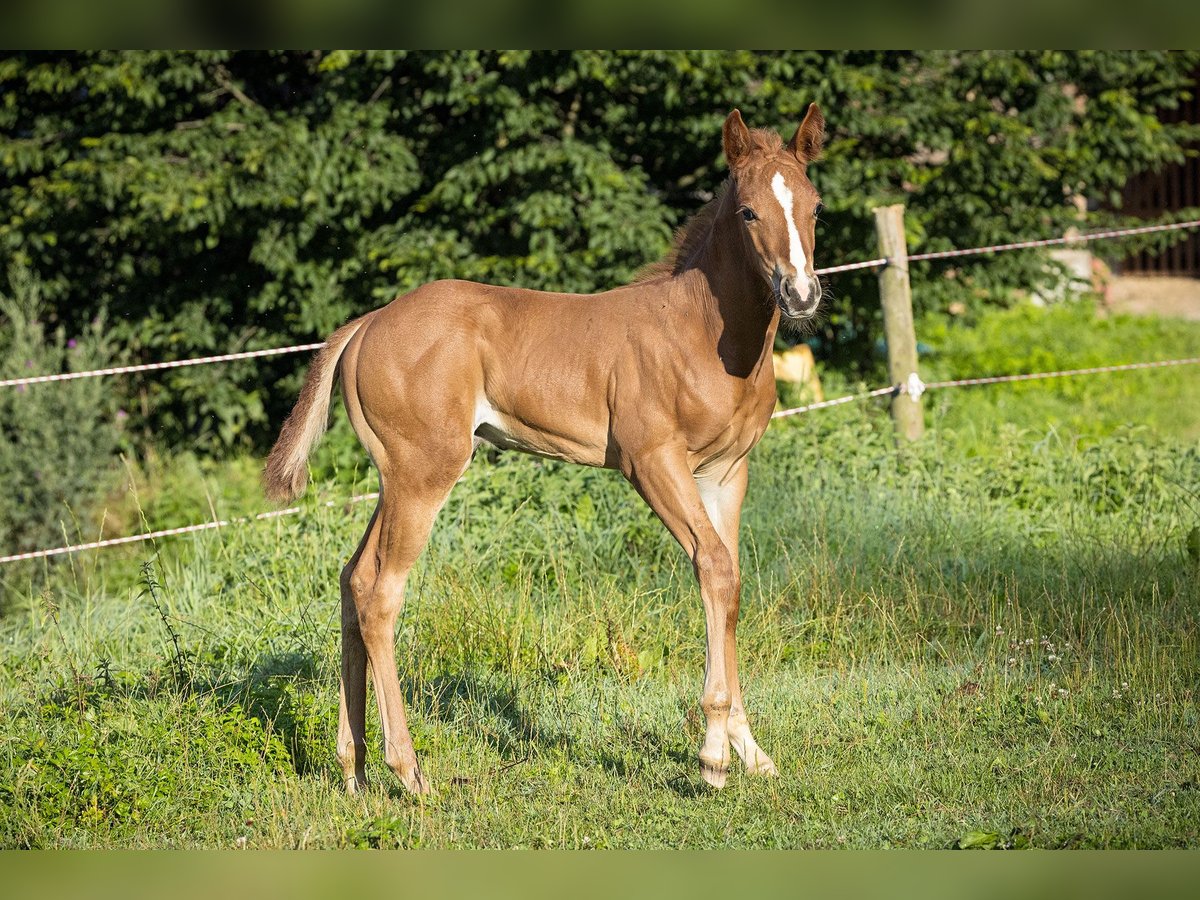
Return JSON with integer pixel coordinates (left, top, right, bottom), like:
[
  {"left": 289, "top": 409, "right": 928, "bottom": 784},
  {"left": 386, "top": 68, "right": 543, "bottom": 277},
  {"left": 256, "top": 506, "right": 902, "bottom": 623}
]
[
  {"left": 403, "top": 766, "right": 433, "bottom": 796},
  {"left": 745, "top": 756, "right": 779, "bottom": 777},
  {"left": 700, "top": 760, "right": 729, "bottom": 789}
]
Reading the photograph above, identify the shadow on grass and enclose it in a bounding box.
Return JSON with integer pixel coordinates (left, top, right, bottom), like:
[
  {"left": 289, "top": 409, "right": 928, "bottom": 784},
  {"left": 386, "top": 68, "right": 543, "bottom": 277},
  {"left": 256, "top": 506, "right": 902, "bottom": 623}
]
[
  {"left": 406, "top": 671, "right": 572, "bottom": 760},
  {"left": 233, "top": 647, "right": 330, "bottom": 780}
]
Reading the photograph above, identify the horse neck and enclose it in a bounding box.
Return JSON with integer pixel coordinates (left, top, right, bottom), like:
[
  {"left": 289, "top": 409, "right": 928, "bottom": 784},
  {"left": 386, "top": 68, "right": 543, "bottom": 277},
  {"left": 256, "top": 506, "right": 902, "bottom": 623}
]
[{"left": 683, "top": 194, "right": 779, "bottom": 374}]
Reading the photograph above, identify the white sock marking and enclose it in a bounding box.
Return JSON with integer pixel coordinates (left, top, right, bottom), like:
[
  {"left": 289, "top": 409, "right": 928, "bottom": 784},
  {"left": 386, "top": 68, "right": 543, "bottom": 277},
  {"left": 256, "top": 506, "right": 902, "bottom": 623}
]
[{"left": 771, "top": 171, "right": 807, "bottom": 277}]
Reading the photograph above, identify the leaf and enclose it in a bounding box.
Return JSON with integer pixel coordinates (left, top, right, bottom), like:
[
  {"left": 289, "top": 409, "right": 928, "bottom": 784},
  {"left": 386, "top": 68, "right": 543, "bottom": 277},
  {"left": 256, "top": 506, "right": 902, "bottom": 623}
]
[
  {"left": 581, "top": 633, "right": 601, "bottom": 667},
  {"left": 956, "top": 829, "right": 1003, "bottom": 849},
  {"left": 575, "top": 493, "right": 596, "bottom": 528},
  {"left": 636, "top": 644, "right": 666, "bottom": 675}
]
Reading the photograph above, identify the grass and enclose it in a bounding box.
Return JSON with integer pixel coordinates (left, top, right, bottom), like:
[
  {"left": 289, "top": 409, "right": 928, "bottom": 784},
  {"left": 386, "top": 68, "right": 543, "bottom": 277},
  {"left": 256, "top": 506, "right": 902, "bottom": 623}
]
[
  {"left": 1, "top": 300, "right": 1199, "bottom": 848},
  {"left": 919, "top": 301, "right": 1200, "bottom": 444}
]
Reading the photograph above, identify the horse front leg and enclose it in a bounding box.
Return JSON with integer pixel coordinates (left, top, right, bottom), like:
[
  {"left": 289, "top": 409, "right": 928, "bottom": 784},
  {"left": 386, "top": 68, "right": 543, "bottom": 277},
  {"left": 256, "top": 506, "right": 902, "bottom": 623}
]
[
  {"left": 698, "top": 460, "right": 777, "bottom": 777},
  {"left": 626, "top": 447, "right": 737, "bottom": 788}
]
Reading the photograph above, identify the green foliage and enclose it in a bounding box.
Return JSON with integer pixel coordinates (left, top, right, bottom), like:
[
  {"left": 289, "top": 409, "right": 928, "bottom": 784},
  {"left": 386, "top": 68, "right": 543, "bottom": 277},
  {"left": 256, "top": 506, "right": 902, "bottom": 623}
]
[
  {"left": 0, "top": 270, "right": 124, "bottom": 554},
  {"left": 3, "top": 304, "right": 1200, "bottom": 844},
  {"left": 341, "top": 815, "right": 420, "bottom": 849},
  {"left": 954, "top": 828, "right": 1030, "bottom": 850},
  {"left": 3, "top": 397, "right": 1199, "bottom": 847},
  {"left": 110, "top": 451, "right": 269, "bottom": 539},
  {"left": 921, "top": 300, "right": 1200, "bottom": 443},
  {"left": 3, "top": 51, "right": 1198, "bottom": 450},
  {"left": 4, "top": 695, "right": 291, "bottom": 840}
]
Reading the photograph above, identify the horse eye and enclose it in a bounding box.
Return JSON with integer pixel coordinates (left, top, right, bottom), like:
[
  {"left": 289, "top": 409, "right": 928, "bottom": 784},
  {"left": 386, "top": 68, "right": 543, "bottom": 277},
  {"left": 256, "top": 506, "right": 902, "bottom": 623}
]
[
  {"left": 741, "top": 207, "right": 757, "bottom": 222},
  {"left": 814, "top": 202, "right": 824, "bottom": 218}
]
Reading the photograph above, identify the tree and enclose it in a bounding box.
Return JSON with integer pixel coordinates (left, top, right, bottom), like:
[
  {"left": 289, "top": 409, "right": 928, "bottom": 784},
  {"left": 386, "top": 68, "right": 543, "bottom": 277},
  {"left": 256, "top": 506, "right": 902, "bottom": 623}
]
[{"left": 3, "top": 51, "right": 1197, "bottom": 451}]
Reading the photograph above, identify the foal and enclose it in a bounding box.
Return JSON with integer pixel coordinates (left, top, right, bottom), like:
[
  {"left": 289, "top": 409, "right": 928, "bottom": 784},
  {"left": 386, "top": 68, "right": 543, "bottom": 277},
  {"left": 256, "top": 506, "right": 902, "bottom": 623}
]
[{"left": 266, "top": 106, "right": 826, "bottom": 793}]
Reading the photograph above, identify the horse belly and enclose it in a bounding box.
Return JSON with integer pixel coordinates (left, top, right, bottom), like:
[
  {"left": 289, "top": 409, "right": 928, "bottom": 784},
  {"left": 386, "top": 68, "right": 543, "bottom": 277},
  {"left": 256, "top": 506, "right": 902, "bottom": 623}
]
[{"left": 473, "top": 397, "right": 608, "bottom": 467}]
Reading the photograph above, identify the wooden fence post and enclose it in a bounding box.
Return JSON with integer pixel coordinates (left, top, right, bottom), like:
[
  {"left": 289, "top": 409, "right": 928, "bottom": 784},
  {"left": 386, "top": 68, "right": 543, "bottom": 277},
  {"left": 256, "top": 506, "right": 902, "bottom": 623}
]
[{"left": 873, "top": 203, "right": 925, "bottom": 442}]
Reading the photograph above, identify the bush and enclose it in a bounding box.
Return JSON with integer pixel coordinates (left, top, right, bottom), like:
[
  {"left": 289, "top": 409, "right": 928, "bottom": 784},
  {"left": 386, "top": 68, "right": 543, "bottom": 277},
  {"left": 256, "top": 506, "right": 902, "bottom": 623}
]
[
  {"left": 0, "top": 270, "right": 124, "bottom": 556},
  {"left": 3, "top": 51, "right": 1198, "bottom": 450}
]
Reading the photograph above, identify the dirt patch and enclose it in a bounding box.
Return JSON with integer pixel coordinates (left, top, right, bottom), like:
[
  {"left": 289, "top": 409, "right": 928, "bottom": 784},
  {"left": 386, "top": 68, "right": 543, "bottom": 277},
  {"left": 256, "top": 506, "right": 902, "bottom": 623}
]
[{"left": 1107, "top": 276, "right": 1200, "bottom": 320}]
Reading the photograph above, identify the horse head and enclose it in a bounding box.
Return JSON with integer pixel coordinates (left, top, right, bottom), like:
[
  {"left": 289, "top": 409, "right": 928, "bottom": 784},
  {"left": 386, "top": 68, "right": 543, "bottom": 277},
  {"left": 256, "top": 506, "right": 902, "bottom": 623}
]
[{"left": 722, "top": 104, "right": 826, "bottom": 322}]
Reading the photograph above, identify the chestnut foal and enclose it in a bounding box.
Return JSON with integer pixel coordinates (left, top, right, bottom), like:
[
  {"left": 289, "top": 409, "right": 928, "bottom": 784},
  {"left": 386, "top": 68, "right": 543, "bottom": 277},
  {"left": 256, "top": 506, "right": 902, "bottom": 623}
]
[{"left": 265, "top": 106, "right": 826, "bottom": 794}]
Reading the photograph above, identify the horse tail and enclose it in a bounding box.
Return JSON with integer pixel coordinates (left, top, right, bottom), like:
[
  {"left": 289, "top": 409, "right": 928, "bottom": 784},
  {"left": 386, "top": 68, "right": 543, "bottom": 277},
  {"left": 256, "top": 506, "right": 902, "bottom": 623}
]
[{"left": 264, "top": 312, "right": 374, "bottom": 502}]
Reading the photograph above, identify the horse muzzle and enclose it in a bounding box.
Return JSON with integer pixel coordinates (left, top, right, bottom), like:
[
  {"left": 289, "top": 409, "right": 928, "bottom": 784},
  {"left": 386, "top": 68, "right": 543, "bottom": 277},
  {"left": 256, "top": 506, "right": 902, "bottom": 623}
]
[{"left": 774, "top": 272, "right": 821, "bottom": 320}]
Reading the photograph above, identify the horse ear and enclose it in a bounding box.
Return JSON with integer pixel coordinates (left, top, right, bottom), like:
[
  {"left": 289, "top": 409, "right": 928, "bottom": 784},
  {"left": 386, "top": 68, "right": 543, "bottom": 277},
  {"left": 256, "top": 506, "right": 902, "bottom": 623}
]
[
  {"left": 723, "top": 108, "right": 752, "bottom": 169},
  {"left": 787, "top": 102, "right": 825, "bottom": 164}
]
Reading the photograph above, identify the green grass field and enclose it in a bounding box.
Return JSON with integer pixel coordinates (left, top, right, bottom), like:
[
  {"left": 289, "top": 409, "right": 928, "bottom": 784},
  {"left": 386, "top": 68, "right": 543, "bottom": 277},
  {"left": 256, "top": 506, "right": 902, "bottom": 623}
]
[{"left": 1, "top": 302, "right": 1198, "bottom": 848}]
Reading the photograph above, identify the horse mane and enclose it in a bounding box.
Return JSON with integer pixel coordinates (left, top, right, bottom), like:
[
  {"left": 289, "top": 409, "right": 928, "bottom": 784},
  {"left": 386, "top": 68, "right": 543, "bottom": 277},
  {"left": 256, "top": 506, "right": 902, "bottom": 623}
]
[
  {"left": 633, "top": 184, "right": 727, "bottom": 283},
  {"left": 633, "top": 128, "right": 784, "bottom": 284}
]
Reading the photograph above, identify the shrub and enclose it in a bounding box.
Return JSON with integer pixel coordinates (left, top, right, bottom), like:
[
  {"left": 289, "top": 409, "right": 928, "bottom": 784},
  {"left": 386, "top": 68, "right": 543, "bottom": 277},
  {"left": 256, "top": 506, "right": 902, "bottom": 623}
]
[
  {"left": 0, "top": 269, "right": 124, "bottom": 556},
  {"left": 4, "top": 51, "right": 1197, "bottom": 449}
]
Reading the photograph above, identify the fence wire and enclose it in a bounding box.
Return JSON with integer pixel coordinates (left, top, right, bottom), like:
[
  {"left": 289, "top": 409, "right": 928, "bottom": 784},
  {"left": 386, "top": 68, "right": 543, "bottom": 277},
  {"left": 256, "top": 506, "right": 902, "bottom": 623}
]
[
  {"left": 7, "top": 354, "right": 1198, "bottom": 566},
  {"left": 4, "top": 215, "right": 1200, "bottom": 564},
  {"left": 0, "top": 343, "right": 325, "bottom": 390},
  {"left": 0, "top": 494, "right": 381, "bottom": 565},
  {"left": 4, "top": 218, "right": 1198, "bottom": 392}
]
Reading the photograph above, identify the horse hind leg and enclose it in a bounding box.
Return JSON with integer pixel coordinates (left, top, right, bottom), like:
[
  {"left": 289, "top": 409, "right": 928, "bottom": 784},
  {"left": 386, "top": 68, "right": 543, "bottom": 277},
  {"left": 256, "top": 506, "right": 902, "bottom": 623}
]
[
  {"left": 358, "top": 562, "right": 427, "bottom": 794},
  {"left": 354, "top": 443, "right": 472, "bottom": 795},
  {"left": 337, "top": 505, "right": 380, "bottom": 793}
]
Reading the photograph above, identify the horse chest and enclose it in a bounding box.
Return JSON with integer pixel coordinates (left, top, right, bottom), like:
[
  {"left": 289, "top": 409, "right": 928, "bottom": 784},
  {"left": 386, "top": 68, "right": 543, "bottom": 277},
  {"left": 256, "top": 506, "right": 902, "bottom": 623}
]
[{"left": 682, "top": 377, "right": 774, "bottom": 465}]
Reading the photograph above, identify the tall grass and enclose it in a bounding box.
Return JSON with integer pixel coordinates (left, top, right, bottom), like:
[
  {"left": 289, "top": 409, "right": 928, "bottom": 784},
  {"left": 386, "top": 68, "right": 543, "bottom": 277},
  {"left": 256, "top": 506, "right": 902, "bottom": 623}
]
[{"left": 1, "top": 302, "right": 1198, "bottom": 848}]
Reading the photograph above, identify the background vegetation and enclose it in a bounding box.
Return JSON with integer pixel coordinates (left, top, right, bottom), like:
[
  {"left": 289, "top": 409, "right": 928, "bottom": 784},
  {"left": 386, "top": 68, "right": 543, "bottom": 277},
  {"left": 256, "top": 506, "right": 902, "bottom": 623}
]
[{"left": 3, "top": 50, "right": 1199, "bottom": 453}]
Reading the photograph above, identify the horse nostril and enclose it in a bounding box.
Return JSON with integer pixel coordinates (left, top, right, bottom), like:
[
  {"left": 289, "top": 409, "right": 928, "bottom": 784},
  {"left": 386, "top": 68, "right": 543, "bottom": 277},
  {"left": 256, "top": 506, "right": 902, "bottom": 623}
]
[{"left": 775, "top": 275, "right": 819, "bottom": 317}]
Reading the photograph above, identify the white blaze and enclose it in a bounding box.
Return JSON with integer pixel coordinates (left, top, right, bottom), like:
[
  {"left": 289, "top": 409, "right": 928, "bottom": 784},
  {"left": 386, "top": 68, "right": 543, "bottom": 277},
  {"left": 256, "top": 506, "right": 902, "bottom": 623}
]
[{"left": 771, "top": 171, "right": 807, "bottom": 277}]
